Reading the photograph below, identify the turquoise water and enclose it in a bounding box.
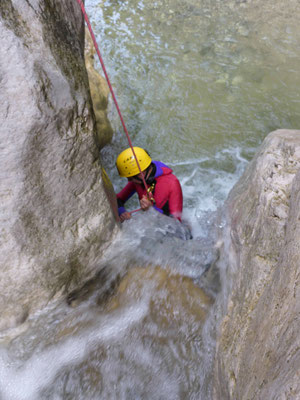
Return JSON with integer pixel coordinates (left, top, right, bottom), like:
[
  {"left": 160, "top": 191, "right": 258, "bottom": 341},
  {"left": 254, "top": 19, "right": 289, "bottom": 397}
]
[{"left": 88, "top": 0, "right": 300, "bottom": 233}]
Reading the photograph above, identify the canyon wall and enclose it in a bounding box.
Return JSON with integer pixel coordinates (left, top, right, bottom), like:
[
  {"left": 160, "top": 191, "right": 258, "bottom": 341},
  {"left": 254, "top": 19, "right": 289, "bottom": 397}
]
[
  {"left": 0, "top": 0, "right": 118, "bottom": 331},
  {"left": 214, "top": 129, "right": 300, "bottom": 399}
]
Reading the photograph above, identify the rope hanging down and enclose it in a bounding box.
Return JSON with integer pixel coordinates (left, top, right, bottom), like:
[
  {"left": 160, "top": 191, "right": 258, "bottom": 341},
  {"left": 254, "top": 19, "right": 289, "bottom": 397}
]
[{"left": 76, "top": 0, "right": 149, "bottom": 196}]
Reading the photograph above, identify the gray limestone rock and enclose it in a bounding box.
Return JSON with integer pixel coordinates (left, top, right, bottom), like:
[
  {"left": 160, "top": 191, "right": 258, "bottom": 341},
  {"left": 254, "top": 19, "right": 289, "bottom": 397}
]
[
  {"left": 214, "top": 130, "right": 300, "bottom": 399},
  {"left": 0, "top": 0, "right": 119, "bottom": 331},
  {"left": 85, "top": 27, "right": 113, "bottom": 149}
]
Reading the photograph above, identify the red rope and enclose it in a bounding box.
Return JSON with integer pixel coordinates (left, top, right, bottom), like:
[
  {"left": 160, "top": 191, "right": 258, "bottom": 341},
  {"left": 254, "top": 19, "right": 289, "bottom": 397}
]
[
  {"left": 76, "top": 0, "right": 149, "bottom": 194},
  {"left": 128, "top": 207, "right": 142, "bottom": 215}
]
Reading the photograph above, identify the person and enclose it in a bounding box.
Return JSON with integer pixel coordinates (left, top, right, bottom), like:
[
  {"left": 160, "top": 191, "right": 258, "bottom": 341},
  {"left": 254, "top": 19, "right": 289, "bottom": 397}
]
[{"left": 116, "top": 147, "right": 183, "bottom": 223}]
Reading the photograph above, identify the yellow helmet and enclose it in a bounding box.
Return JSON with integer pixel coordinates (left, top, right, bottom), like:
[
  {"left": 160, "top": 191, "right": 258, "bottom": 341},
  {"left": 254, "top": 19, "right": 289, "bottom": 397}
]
[{"left": 116, "top": 147, "right": 152, "bottom": 177}]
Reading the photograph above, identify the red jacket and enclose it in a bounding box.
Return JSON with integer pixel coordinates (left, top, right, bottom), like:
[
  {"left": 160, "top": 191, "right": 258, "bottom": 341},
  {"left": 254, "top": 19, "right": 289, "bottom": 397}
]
[{"left": 117, "top": 161, "right": 183, "bottom": 221}]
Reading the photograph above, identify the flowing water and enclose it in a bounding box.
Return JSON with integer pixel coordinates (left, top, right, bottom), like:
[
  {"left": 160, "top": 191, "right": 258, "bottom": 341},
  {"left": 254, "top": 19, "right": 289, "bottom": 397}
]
[{"left": 1, "top": 0, "right": 300, "bottom": 399}]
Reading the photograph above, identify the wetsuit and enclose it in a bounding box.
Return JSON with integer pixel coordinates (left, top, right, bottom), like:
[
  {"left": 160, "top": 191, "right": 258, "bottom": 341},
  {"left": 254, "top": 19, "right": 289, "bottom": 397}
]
[{"left": 117, "top": 161, "right": 183, "bottom": 221}]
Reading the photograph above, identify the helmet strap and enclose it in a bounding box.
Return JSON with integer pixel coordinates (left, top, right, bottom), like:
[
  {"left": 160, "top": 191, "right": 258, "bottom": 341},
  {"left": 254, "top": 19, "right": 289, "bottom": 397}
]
[{"left": 145, "top": 163, "right": 156, "bottom": 185}]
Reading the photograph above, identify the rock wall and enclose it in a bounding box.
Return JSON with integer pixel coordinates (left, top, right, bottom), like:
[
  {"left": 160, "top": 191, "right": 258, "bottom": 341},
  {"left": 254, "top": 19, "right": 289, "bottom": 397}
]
[
  {"left": 0, "top": 0, "right": 119, "bottom": 331},
  {"left": 85, "top": 27, "right": 113, "bottom": 149},
  {"left": 214, "top": 130, "right": 300, "bottom": 399}
]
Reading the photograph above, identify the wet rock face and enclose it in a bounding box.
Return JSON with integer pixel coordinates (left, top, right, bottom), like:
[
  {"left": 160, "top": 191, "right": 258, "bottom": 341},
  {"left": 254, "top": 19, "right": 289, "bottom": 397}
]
[
  {"left": 107, "top": 266, "right": 213, "bottom": 322},
  {"left": 85, "top": 28, "right": 113, "bottom": 149},
  {"left": 214, "top": 130, "right": 300, "bottom": 399},
  {"left": 0, "top": 0, "right": 118, "bottom": 331}
]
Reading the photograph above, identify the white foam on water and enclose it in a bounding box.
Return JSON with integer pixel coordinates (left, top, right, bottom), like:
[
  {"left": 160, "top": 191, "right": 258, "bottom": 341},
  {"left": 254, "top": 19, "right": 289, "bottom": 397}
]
[
  {"left": 178, "top": 147, "right": 248, "bottom": 238},
  {"left": 0, "top": 296, "right": 150, "bottom": 400}
]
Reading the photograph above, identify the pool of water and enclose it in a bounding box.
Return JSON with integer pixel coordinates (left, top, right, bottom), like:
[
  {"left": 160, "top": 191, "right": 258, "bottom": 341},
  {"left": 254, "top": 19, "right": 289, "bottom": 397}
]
[{"left": 93, "top": 0, "right": 300, "bottom": 234}]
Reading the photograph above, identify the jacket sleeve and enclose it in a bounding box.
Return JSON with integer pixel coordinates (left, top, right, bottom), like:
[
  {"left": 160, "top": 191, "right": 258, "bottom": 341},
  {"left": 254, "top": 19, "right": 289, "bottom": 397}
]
[
  {"left": 116, "top": 182, "right": 136, "bottom": 215},
  {"left": 168, "top": 178, "right": 183, "bottom": 221}
]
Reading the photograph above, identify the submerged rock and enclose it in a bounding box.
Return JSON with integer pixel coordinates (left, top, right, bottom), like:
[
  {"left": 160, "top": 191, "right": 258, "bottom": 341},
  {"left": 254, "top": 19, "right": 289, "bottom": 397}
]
[
  {"left": 107, "top": 266, "right": 213, "bottom": 327},
  {"left": 214, "top": 130, "right": 300, "bottom": 399},
  {"left": 0, "top": 0, "right": 118, "bottom": 331}
]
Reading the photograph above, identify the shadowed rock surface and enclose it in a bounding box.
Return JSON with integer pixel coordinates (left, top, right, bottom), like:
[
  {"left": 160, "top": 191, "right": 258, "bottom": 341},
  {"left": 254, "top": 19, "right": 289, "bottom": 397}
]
[
  {"left": 214, "top": 129, "right": 300, "bottom": 399},
  {"left": 85, "top": 27, "right": 113, "bottom": 149},
  {"left": 0, "top": 0, "right": 118, "bottom": 331}
]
